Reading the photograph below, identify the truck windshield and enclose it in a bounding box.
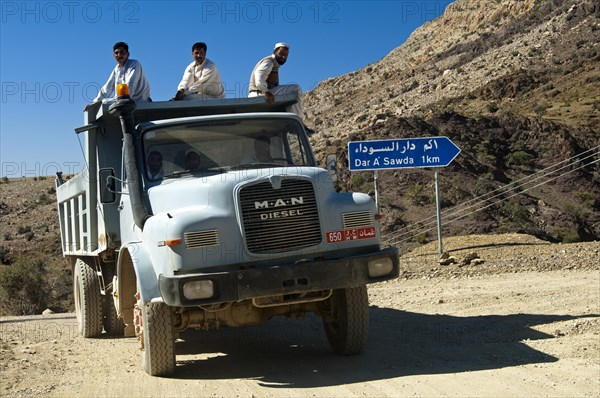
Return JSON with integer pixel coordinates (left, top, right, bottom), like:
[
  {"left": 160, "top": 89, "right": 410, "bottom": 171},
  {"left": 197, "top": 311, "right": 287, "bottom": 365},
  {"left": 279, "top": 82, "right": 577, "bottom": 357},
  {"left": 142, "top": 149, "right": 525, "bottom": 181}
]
[{"left": 142, "top": 118, "right": 314, "bottom": 180}]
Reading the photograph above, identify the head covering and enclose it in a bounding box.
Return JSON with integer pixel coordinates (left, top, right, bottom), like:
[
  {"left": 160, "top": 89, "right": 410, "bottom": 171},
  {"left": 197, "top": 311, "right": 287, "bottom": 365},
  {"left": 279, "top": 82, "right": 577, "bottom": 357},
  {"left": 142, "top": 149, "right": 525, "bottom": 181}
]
[
  {"left": 185, "top": 149, "right": 199, "bottom": 157},
  {"left": 274, "top": 42, "right": 289, "bottom": 50},
  {"left": 148, "top": 150, "right": 162, "bottom": 160}
]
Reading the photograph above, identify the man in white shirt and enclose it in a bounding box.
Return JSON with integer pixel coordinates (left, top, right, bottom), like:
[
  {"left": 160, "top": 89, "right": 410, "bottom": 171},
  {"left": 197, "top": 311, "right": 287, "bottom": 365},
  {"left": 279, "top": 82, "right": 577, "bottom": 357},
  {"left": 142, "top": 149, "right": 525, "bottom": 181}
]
[
  {"left": 248, "top": 42, "right": 302, "bottom": 117},
  {"left": 93, "top": 42, "right": 151, "bottom": 104},
  {"left": 174, "top": 42, "right": 225, "bottom": 100}
]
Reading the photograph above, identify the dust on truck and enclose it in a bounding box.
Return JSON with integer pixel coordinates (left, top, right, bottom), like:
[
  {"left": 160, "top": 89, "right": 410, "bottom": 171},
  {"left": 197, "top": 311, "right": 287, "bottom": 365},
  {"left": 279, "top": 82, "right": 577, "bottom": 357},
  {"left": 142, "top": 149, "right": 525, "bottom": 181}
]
[{"left": 55, "top": 86, "right": 399, "bottom": 376}]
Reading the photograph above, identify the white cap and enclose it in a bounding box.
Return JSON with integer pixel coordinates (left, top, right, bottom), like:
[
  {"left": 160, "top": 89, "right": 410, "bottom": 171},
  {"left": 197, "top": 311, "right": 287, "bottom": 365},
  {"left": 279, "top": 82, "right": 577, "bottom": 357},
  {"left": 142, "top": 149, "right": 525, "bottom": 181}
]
[{"left": 274, "top": 42, "right": 289, "bottom": 50}]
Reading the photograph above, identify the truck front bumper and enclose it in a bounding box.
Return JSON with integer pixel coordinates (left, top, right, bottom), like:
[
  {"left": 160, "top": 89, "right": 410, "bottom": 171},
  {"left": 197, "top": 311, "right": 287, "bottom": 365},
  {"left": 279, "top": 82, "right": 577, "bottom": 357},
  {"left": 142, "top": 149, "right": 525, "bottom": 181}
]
[{"left": 158, "top": 246, "right": 399, "bottom": 307}]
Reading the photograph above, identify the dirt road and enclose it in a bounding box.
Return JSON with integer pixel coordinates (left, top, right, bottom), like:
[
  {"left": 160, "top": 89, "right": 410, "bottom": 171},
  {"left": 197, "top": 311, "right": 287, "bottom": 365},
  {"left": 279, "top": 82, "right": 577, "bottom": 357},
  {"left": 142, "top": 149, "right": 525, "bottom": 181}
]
[{"left": 1, "top": 235, "right": 599, "bottom": 397}]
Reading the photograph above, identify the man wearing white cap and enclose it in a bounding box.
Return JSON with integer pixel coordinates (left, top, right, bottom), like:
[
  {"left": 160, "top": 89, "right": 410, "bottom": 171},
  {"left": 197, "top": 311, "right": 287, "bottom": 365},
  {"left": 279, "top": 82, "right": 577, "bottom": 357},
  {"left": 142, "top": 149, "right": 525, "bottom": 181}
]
[{"left": 248, "top": 42, "right": 302, "bottom": 117}]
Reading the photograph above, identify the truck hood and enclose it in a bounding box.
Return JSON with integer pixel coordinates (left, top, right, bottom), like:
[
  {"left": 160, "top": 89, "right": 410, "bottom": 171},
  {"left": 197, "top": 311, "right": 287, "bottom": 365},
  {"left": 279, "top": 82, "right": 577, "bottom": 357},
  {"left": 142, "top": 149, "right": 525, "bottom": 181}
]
[{"left": 146, "top": 167, "right": 333, "bottom": 216}]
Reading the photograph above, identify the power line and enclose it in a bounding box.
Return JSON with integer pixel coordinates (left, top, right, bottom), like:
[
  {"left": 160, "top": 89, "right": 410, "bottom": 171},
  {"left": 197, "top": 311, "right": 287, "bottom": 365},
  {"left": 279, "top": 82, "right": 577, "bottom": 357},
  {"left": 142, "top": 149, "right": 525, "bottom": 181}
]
[
  {"left": 381, "top": 147, "right": 599, "bottom": 242},
  {"left": 386, "top": 154, "right": 600, "bottom": 246},
  {"left": 381, "top": 145, "right": 599, "bottom": 240},
  {"left": 383, "top": 148, "right": 596, "bottom": 239},
  {"left": 382, "top": 147, "right": 600, "bottom": 246}
]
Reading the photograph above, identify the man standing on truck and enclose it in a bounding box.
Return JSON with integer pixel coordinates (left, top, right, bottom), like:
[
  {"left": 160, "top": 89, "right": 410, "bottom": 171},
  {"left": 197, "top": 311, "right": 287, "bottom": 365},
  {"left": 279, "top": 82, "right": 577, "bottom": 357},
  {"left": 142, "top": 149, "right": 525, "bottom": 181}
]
[
  {"left": 174, "top": 42, "right": 225, "bottom": 100},
  {"left": 248, "top": 42, "right": 302, "bottom": 117},
  {"left": 93, "top": 42, "right": 151, "bottom": 104}
]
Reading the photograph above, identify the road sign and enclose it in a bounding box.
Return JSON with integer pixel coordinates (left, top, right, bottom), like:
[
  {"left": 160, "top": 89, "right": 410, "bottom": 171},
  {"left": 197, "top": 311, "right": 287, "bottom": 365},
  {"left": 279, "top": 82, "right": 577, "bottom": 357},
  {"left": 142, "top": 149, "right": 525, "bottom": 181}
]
[{"left": 348, "top": 136, "right": 461, "bottom": 171}]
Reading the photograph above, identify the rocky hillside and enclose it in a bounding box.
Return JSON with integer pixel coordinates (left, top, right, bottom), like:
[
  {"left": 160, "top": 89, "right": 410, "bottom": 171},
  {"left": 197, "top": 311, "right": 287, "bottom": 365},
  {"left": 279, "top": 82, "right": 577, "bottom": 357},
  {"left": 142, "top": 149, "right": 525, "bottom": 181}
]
[
  {"left": 304, "top": 0, "right": 600, "bottom": 247},
  {"left": 0, "top": 176, "right": 70, "bottom": 315}
]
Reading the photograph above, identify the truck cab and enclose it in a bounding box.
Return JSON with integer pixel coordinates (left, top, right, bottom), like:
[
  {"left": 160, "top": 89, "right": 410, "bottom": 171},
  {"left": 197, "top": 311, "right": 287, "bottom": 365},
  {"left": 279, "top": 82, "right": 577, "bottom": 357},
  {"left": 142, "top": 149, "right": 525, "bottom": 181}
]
[{"left": 56, "top": 91, "right": 399, "bottom": 376}]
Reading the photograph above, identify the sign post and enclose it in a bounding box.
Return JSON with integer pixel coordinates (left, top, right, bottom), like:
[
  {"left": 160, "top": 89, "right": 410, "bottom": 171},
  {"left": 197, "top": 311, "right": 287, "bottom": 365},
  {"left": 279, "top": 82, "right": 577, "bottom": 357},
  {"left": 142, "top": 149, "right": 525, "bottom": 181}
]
[
  {"left": 374, "top": 170, "right": 379, "bottom": 209},
  {"left": 348, "top": 137, "right": 461, "bottom": 254},
  {"left": 434, "top": 170, "right": 443, "bottom": 255}
]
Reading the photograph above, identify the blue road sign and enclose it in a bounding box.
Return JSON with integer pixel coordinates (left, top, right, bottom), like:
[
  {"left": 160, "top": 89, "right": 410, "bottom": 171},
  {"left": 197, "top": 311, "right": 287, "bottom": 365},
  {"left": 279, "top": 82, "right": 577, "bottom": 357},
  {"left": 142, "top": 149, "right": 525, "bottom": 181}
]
[{"left": 348, "top": 136, "right": 461, "bottom": 171}]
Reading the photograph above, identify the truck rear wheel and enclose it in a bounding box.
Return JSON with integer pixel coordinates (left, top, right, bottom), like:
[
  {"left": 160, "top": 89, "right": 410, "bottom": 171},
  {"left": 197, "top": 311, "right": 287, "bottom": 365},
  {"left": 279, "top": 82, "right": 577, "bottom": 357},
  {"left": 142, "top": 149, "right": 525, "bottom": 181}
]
[
  {"left": 322, "top": 285, "right": 369, "bottom": 355},
  {"left": 74, "top": 258, "right": 103, "bottom": 338},
  {"left": 141, "top": 301, "right": 176, "bottom": 376}
]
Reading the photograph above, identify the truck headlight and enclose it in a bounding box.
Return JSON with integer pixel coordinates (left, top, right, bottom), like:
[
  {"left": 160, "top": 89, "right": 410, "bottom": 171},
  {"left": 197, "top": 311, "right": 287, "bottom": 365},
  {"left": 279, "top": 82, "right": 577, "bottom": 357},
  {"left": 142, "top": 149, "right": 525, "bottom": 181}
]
[
  {"left": 368, "top": 258, "right": 393, "bottom": 277},
  {"left": 183, "top": 280, "right": 214, "bottom": 300}
]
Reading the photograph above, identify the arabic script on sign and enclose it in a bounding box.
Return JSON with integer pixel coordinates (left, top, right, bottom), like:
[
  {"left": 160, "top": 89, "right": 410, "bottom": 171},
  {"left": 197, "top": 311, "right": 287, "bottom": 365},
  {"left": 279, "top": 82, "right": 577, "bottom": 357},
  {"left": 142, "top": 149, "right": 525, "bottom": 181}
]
[{"left": 354, "top": 139, "right": 438, "bottom": 155}]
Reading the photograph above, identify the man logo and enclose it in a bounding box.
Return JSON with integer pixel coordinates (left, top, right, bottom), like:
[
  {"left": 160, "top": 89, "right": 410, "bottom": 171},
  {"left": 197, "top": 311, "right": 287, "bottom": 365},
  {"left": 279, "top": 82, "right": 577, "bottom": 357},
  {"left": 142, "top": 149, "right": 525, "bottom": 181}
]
[
  {"left": 254, "top": 197, "right": 304, "bottom": 209},
  {"left": 254, "top": 197, "right": 305, "bottom": 220}
]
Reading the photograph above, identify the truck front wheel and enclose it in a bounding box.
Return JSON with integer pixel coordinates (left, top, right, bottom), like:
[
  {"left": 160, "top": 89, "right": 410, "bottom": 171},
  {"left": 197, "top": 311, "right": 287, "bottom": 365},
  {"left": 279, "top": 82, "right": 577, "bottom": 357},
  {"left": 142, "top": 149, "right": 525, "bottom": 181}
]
[
  {"left": 322, "top": 285, "right": 369, "bottom": 355},
  {"left": 74, "top": 258, "right": 103, "bottom": 338},
  {"left": 140, "top": 301, "right": 176, "bottom": 376}
]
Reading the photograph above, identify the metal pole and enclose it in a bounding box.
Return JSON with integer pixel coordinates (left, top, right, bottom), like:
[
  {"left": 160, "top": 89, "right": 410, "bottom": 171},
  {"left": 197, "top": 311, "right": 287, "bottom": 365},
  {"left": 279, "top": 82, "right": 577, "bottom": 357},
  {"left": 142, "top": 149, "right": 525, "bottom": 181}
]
[
  {"left": 434, "top": 170, "right": 443, "bottom": 256},
  {"left": 374, "top": 170, "right": 379, "bottom": 209}
]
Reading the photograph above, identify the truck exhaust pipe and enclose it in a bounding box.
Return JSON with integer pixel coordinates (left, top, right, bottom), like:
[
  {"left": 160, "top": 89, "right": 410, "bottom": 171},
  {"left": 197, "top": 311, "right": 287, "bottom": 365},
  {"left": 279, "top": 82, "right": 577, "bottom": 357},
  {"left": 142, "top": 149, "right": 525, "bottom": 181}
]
[{"left": 108, "top": 85, "right": 150, "bottom": 229}]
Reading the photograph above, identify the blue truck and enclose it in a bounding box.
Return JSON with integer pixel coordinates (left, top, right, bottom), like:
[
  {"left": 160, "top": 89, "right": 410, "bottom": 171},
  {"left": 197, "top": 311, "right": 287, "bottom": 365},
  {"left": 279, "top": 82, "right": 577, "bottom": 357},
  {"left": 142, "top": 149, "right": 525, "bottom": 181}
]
[{"left": 55, "top": 89, "right": 399, "bottom": 376}]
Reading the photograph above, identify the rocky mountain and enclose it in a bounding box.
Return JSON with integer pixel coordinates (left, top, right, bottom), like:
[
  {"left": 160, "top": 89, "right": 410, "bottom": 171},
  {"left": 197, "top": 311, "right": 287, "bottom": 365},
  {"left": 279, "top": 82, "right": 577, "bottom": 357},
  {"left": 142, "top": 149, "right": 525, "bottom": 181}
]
[{"left": 304, "top": 0, "right": 600, "bottom": 248}]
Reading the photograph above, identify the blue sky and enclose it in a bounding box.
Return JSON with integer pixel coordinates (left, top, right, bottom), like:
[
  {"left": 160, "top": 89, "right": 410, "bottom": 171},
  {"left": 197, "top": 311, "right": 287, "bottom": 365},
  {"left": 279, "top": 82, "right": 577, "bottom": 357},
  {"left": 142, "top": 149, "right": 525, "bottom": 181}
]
[{"left": 0, "top": 0, "right": 452, "bottom": 177}]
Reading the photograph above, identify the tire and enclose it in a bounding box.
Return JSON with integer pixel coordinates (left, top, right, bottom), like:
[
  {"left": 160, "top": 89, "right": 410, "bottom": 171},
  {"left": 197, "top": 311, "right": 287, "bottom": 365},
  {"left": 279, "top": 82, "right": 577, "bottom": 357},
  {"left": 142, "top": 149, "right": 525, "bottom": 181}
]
[
  {"left": 141, "top": 302, "right": 175, "bottom": 376},
  {"left": 322, "top": 285, "right": 369, "bottom": 355},
  {"left": 74, "top": 258, "right": 103, "bottom": 338},
  {"left": 102, "top": 265, "right": 124, "bottom": 336}
]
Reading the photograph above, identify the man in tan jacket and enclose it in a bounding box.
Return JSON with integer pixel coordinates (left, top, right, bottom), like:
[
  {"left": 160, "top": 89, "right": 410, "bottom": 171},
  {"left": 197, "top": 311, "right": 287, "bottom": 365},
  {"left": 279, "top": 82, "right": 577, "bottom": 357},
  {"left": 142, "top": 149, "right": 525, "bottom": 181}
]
[{"left": 248, "top": 42, "right": 302, "bottom": 117}]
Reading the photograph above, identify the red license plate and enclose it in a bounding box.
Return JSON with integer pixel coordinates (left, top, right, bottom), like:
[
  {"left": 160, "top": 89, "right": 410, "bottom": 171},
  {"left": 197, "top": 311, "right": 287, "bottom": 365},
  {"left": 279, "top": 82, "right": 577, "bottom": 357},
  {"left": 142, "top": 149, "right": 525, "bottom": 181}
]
[{"left": 325, "top": 226, "right": 377, "bottom": 243}]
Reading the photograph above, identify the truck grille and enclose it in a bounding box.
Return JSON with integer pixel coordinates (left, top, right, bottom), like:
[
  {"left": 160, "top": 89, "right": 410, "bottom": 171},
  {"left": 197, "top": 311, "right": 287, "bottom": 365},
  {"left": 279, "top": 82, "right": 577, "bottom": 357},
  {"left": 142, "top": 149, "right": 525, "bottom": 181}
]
[{"left": 240, "top": 179, "right": 321, "bottom": 253}]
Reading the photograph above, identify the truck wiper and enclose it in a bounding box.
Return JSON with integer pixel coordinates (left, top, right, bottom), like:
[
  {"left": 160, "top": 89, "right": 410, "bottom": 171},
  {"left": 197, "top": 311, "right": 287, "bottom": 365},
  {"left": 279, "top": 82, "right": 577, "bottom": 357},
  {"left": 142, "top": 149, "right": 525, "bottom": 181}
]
[
  {"left": 164, "top": 166, "right": 227, "bottom": 178},
  {"left": 230, "top": 162, "right": 285, "bottom": 170}
]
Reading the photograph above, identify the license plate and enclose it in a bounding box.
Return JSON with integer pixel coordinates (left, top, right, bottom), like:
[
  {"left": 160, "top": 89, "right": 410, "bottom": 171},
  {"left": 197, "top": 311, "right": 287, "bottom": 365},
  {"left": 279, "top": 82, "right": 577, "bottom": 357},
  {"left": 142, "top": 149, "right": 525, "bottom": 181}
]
[{"left": 325, "top": 226, "right": 377, "bottom": 243}]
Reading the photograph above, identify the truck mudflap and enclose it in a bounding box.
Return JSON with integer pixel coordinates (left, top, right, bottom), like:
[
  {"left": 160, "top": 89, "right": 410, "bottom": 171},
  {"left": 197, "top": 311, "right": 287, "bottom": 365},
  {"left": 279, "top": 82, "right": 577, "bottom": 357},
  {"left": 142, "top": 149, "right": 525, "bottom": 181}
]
[{"left": 158, "top": 246, "right": 399, "bottom": 307}]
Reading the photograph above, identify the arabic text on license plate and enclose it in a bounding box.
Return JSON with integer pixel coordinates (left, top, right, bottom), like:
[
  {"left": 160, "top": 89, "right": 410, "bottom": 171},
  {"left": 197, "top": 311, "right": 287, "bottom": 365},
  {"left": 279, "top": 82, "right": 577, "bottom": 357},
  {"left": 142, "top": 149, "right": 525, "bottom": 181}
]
[{"left": 325, "top": 226, "right": 376, "bottom": 243}]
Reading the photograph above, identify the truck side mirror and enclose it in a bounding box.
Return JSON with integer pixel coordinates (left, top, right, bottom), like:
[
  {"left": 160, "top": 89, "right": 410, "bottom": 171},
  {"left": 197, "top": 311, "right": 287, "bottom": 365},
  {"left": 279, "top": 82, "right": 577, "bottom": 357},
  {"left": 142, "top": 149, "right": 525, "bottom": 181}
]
[
  {"left": 325, "top": 154, "right": 338, "bottom": 182},
  {"left": 55, "top": 172, "right": 64, "bottom": 187},
  {"left": 99, "top": 168, "right": 117, "bottom": 204}
]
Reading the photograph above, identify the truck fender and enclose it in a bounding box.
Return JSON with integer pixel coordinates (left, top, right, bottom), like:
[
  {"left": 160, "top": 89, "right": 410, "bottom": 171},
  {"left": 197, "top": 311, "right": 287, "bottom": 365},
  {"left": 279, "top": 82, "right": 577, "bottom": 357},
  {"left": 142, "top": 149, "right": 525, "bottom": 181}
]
[{"left": 116, "top": 242, "right": 161, "bottom": 314}]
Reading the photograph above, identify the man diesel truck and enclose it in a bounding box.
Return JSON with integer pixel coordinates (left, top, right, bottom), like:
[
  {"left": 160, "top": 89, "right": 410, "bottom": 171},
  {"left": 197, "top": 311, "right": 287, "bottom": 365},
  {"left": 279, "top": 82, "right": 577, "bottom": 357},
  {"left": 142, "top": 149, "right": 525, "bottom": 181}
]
[{"left": 55, "top": 85, "right": 399, "bottom": 376}]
